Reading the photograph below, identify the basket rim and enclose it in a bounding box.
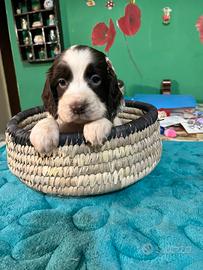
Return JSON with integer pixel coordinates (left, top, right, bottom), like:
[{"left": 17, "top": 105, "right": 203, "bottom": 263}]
[{"left": 6, "top": 101, "right": 158, "bottom": 146}]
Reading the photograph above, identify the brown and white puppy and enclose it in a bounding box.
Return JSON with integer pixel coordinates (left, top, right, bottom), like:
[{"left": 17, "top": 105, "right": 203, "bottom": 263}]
[{"left": 30, "top": 45, "right": 122, "bottom": 153}]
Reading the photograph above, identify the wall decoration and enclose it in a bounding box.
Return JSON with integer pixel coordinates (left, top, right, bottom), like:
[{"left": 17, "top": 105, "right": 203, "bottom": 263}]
[
  {"left": 21, "top": 18, "right": 28, "bottom": 30},
  {"left": 38, "top": 47, "right": 46, "bottom": 59},
  {"left": 49, "top": 29, "right": 56, "bottom": 42},
  {"left": 117, "top": 3, "right": 141, "bottom": 36},
  {"left": 44, "top": 0, "right": 54, "bottom": 10},
  {"left": 32, "top": 13, "right": 43, "bottom": 28},
  {"left": 34, "top": 34, "right": 44, "bottom": 44},
  {"left": 48, "top": 14, "right": 55, "bottom": 25},
  {"left": 16, "top": 2, "right": 27, "bottom": 14},
  {"left": 22, "top": 30, "right": 31, "bottom": 45},
  {"left": 25, "top": 48, "right": 33, "bottom": 60},
  {"left": 11, "top": 0, "right": 63, "bottom": 63},
  {"left": 162, "top": 7, "right": 172, "bottom": 25},
  {"left": 86, "top": 0, "right": 96, "bottom": 7},
  {"left": 91, "top": 2, "right": 142, "bottom": 76},
  {"left": 196, "top": 16, "right": 203, "bottom": 43},
  {"left": 16, "top": 7, "right": 21, "bottom": 14},
  {"left": 31, "top": 0, "right": 41, "bottom": 11},
  {"left": 32, "top": 20, "right": 43, "bottom": 28},
  {"left": 92, "top": 19, "right": 116, "bottom": 52},
  {"left": 53, "top": 45, "right": 60, "bottom": 56},
  {"left": 105, "top": 0, "right": 115, "bottom": 10},
  {"left": 117, "top": 3, "right": 142, "bottom": 77}
]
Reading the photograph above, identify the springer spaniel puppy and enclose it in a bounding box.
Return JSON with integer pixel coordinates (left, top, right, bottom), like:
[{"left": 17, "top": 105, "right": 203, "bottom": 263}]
[{"left": 30, "top": 45, "right": 122, "bottom": 153}]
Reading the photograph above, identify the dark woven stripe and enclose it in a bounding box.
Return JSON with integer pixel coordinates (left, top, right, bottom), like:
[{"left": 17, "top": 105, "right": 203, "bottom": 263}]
[{"left": 6, "top": 101, "right": 158, "bottom": 146}]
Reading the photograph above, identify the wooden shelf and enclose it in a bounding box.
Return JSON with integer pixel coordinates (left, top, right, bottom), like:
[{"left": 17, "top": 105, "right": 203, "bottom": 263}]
[
  {"left": 11, "top": 0, "right": 63, "bottom": 63},
  {"left": 33, "top": 43, "right": 45, "bottom": 46},
  {"left": 28, "top": 57, "right": 55, "bottom": 62},
  {"left": 46, "top": 41, "right": 57, "bottom": 44},
  {"left": 17, "top": 25, "right": 57, "bottom": 31},
  {"left": 29, "top": 26, "right": 44, "bottom": 30},
  {"left": 19, "top": 44, "right": 33, "bottom": 47},
  {"left": 43, "top": 25, "right": 56, "bottom": 29},
  {"left": 20, "top": 42, "right": 58, "bottom": 47},
  {"left": 14, "top": 8, "right": 54, "bottom": 17}
]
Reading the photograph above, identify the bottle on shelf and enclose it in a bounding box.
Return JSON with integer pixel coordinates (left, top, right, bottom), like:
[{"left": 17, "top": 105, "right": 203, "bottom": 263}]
[
  {"left": 21, "top": 18, "right": 28, "bottom": 30},
  {"left": 38, "top": 47, "right": 46, "bottom": 59},
  {"left": 25, "top": 48, "right": 33, "bottom": 60},
  {"left": 31, "top": 0, "right": 41, "bottom": 11},
  {"left": 49, "top": 29, "right": 56, "bottom": 42},
  {"left": 17, "top": 2, "right": 27, "bottom": 14},
  {"left": 22, "top": 30, "right": 31, "bottom": 45},
  {"left": 44, "top": 0, "right": 54, "bottom": 10},
  {"left": 48, "top": 14, "right": 55, "bottom": 26}
]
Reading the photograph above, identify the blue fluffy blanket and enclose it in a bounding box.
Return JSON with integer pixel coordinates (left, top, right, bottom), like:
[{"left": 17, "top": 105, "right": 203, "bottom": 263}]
[{"left": 0, "top": 142, "right": 203, "bottom": 270}]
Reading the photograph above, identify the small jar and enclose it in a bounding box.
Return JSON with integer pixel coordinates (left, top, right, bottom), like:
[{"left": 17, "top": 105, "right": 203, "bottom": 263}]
[{"left": 39, "top": 48, "right": 46, "bottom": 59}]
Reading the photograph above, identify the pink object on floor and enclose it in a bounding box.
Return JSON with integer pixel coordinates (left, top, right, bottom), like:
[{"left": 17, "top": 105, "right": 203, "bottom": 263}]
[{"left": 164, "top": 128, "right": 177, "bottom": 138}]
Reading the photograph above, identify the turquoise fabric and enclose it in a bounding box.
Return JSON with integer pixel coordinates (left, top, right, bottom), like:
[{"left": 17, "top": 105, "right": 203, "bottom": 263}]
[{"left": 0, "top": 142, "right": 203, "bottom": 270}]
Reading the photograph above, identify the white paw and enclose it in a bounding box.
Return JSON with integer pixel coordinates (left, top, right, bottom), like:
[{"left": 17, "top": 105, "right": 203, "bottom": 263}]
[
  {"left": 30, "top": 117, "right": 59, "bottom": 154},
  {"left": 83, "top": 118, "right": 112, "bottom": 146},
  {"left": 113, "top": 116, "right": 122, "bottom": 126}
]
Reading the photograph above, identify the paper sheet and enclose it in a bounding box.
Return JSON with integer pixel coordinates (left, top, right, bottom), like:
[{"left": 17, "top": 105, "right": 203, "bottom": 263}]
[{"left": 160, "top": 116, "right": 185, "bottom": 128}]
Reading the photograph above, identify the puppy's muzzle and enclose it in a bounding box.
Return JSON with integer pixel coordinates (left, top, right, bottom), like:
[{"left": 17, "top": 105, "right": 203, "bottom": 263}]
[{"left": 70, "top": 101, "right": 88, "bottom": 115}]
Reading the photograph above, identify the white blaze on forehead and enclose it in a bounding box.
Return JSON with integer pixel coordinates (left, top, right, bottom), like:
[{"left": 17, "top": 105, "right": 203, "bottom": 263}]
[
  {"left": 58, "top": 46, "right": 107, "bottom": 123},
  {"left": 62, "top": 47, "right": 93, "bottom": 81}
]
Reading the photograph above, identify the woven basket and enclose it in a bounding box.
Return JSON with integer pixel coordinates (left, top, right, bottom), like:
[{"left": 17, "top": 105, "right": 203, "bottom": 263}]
[{"left": 6, "top": 101, "right": 162, "bottom": 196}]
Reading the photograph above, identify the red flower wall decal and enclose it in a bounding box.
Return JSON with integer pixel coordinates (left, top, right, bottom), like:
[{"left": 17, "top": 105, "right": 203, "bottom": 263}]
[
  {"left": 92, "top": 23, "right": 108, "bottom": 46},
  {"left": 117, "top": 3, "right": 142, "bottom": 77},
  {"left": 196, "top": 16, "right": 203, "bottom": 43},
  {"left": 117, "top": 3, "right": 141, "bottom": 36},
  {"left": 91, "top": 3, "right": 142, "bottom": 77},
  {"left": 92, "top": 19, "right": 116, "bottom": 52}
]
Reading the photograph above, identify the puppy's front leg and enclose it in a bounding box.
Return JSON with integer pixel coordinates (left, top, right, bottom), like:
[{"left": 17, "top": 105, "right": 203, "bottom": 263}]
[
  {"left": 83, "top": 118, "right": 112, "bottom": 146},
  {"left": 30, "top": 116, "right": 59, "bottom": 154}
]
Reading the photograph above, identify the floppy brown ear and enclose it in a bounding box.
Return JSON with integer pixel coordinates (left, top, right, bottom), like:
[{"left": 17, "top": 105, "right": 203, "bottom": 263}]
[{"left": 41, "top": 76, "right": 58, "bottom": 118}]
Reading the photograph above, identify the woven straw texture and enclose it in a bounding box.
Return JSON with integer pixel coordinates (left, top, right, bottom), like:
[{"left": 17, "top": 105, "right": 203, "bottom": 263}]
[{"left": 6, "top": 101, "right": 162, "bottom": 196}]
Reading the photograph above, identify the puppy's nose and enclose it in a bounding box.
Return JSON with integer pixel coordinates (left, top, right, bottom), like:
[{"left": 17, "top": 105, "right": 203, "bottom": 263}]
[{"left": 70, "top": 102, "right": 87, "bottom": 114}]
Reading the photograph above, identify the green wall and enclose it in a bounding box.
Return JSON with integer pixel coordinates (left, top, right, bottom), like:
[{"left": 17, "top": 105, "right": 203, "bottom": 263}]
[{"left": 5, "top": 0, "right": 203, "bottom": 110}]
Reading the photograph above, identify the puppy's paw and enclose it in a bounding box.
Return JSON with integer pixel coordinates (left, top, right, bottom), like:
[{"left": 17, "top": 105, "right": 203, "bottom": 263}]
[
  {"left": 30, "top": 117, "right": 59, "bottom": 154},
  {"left": 113, "top": 116, "right": 122, "bottom": 126},
  {"left": 83, "top": 118, "right": 112, "bottom": 146}
]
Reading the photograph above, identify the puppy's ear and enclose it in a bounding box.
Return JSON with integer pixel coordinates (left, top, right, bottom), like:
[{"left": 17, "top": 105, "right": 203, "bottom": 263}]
[
  {"left": 106, "top": 58, "right": 122, "bottom": 120},
  {"left": 41, "top": 75, "right": 58, "bottom": 118}
]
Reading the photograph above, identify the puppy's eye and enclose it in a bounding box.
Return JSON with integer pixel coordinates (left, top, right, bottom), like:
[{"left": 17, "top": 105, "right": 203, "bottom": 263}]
[
  {"left": 90, "top": 74, "right": 101, "bottom": 86},
  {"left": 58, "top": 78, "right": 68, "bottom": 88}
]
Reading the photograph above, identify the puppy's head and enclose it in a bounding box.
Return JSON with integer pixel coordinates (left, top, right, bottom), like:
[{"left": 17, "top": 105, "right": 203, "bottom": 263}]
[{"left": 42, "top": 45, "right": 122, "bottom": 123}]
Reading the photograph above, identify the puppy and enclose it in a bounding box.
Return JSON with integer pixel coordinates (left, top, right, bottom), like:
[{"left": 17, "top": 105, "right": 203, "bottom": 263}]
[{"left": 30, "top": 45, "right": 122, "bottom": 153}]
